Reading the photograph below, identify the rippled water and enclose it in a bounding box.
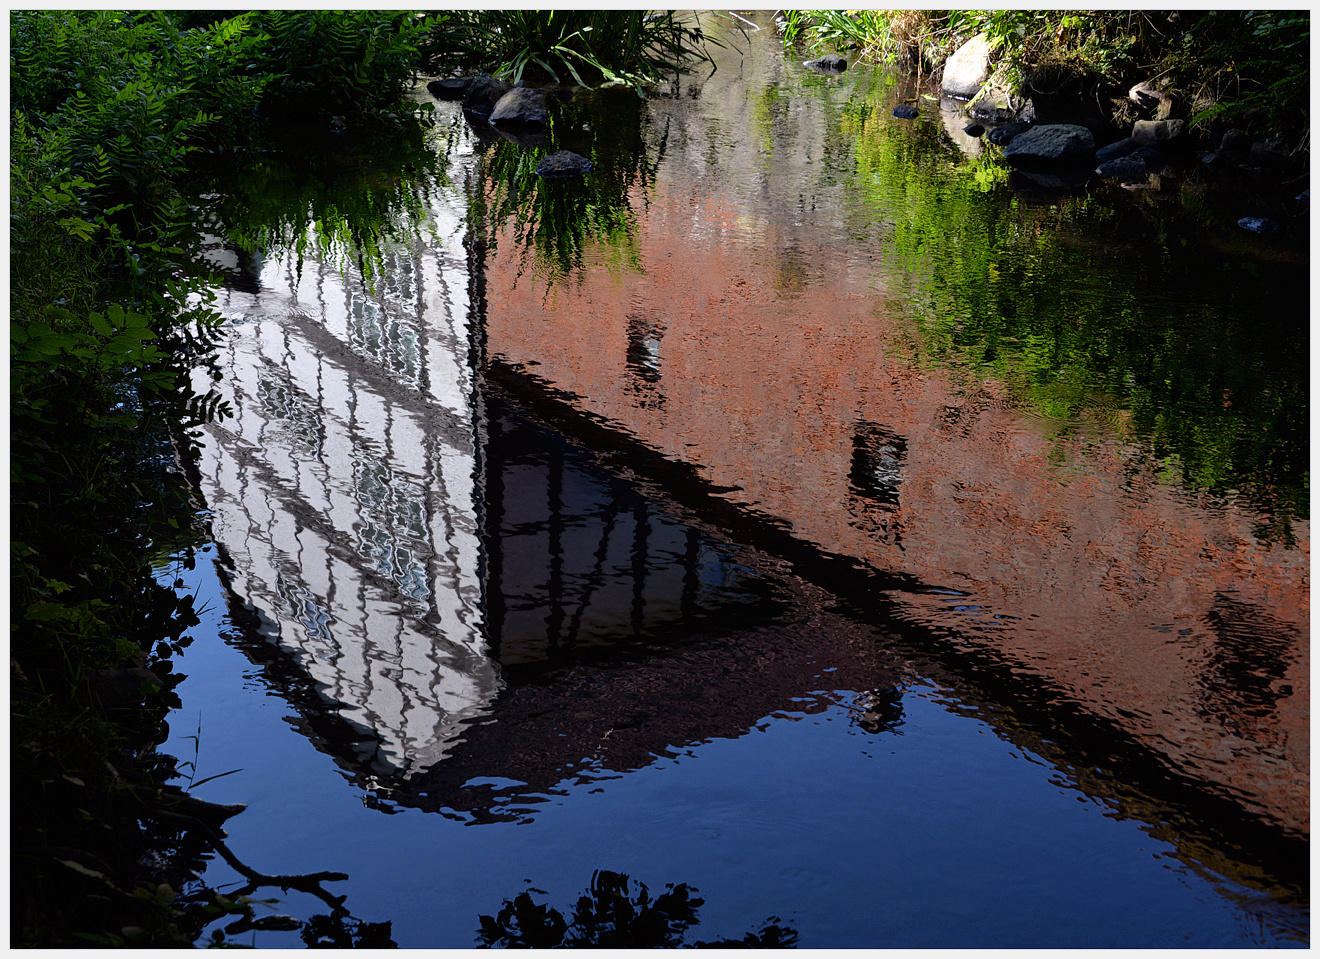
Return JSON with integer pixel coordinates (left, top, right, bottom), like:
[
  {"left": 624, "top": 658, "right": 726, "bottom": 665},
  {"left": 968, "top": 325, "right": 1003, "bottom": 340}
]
[{"left": 168, "top": 14, "right": 1307, "bottom": 948}]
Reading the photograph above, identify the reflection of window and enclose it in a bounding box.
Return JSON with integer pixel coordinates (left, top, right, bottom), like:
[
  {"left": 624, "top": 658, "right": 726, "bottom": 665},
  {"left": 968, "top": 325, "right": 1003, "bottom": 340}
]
[
  {"left": 1199, "top": 595, "right": 1299, "bottom": 741},
  {"left": 625, "top": 312, "right": 665, "bottom": 411},
  {"left": 847, "top": 422, "right": 905, "bottom": 546},
  {"left": 849, "top": 422, "right": 905, "bottom": 507},
  {"left": 625, "top": 313, "right": 664, "bottom": 384}
]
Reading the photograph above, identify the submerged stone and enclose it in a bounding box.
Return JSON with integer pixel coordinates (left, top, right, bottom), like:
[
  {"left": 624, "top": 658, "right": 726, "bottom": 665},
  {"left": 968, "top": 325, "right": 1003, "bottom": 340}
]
[
  {"left": 893, "top": 105, "right": 919, "bottom": 120},
  {"left": 535, "top": 150, "right": 592, "bottom": 178},
  {"left": 804, "top": 54, "right": 847, "bottom": 73}
]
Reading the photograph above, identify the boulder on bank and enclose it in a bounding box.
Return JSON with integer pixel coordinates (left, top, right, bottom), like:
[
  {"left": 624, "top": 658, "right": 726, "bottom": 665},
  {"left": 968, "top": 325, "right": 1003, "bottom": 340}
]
[
  {"left": 1128, "top": 79, "right": 1176, "bottom": 120},
  {"left": 490, "top": 87, "right": 549, "bottom": 127},
  {"left": 1132, "top": 118, "right": 1186, "bottom": 149},
  {"left": 942, "top": 33, "right": 991, "bottom": 99},
  {"left": 1001, "top": 123, "right": 1095, "bottom": 165}
]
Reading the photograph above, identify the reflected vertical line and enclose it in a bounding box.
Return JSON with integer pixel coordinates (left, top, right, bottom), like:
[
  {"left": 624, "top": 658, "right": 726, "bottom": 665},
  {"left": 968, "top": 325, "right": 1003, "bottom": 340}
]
[
  {"left": 631, "top": 499, "right": 650, "bottom": 637},
  {"left": 562, "top": 488, "right": 623, "bottom": 645},
  {"left": 546, "top": 441, "right": 566, "bottom": 652},
  {"left": 681, "top": 526, "right": 702, "bottom": 623},
  {"left": 465, "top": 184, "right": 494, "bottom": 658},
  {"left": 483, "top": 412, "right": 506, "bottom": 662}
]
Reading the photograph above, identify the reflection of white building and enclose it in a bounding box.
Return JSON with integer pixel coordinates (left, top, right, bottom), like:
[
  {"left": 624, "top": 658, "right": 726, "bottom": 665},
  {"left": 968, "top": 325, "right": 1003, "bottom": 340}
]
[{"left": 192, "top": 142, "right": 502, "bottom": 779}]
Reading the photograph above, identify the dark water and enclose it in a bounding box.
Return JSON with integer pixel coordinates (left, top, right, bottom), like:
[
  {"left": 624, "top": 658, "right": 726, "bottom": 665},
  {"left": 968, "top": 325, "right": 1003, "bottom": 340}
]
[{"left": 168, "top": 14, "right": 1307, "bottom": 948}]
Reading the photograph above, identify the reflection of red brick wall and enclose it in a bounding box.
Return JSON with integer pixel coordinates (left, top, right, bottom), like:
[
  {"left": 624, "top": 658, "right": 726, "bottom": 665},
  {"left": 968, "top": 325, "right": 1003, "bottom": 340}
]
[{"left": 483, "top": 181, "right": 1309, "bottom": 836}]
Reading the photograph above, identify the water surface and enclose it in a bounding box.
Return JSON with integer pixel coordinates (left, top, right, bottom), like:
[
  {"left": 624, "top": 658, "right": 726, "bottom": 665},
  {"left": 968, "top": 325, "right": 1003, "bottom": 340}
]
[{"left": 170, "top": 14, "right": 1307, "bottom": 948}]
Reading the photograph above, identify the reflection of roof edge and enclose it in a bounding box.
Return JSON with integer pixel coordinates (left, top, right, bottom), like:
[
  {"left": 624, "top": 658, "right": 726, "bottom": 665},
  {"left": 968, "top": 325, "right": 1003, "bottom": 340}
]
[{"left": 478, "top": 358, "right": 1311, "bottom": 897}]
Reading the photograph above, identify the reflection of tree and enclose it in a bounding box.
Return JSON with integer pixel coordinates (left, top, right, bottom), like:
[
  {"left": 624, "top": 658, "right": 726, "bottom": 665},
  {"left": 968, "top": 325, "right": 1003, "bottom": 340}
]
[
  {"left": 190, "top": 120, "right": 453, "bottom": 284},
  {"left": 472, "top": 88, "right": 661, "bottom": 284},
  {"left": 300, "top": 914, "right": 398, "bottom": 948},
  {"left": 837, "top": 95, "right": 1309, "bottom": 533},
  {"left": 477, "top": 870, "right": 799, "bottom": 948}
]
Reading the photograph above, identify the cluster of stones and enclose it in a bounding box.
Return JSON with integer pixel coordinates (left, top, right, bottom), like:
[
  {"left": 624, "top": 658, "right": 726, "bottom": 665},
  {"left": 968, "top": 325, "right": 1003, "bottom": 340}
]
[
  {"left": 898, "top": 32, "right": 1306, "bottom": 235},
  {"left": 427, "top": 74, "right": 593, "bottom": 178}
]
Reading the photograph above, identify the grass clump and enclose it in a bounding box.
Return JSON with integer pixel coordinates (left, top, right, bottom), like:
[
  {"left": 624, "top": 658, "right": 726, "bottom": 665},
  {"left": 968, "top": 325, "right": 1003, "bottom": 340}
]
[{"left": 421, "top": 10, "right": 721, "bottom": 92}]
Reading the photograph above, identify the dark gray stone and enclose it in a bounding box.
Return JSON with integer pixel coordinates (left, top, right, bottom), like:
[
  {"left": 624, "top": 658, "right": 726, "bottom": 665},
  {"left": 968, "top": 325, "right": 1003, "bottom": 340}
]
[
  {"left": 427, "top": 77, "right": 471, "bottom": 101},
  {"left": 535, "top": 150, "right": 593, "bottom": 178},
  {"left": 1238, "top": 217, "right": 1281, "bottom": 235},
  {"left": 986, "top": 122, "right": 1031, "bottom": 146},
  {"left": 1219, "top": 128, "right": 1251, "bottom": 155},
  {"left": 963, "top": 122, "right": 985, "bottom": 137},
  {"left": 970, "top": 92, "right": 1034, "bottom": 124},
  {"left": 463, "top": 74, "right": 514, "bottom": 117},
  {"left": 1096, "top": 154, "right": 1150, "bottom": 180},
  {"left": 490, "top": 87, "right": 548, "bottom": 127},
  {"left": 804, "top": 54, "right": 847, "bottom": 73},
  {"left": 1002, "top": 123, "right": 1096, "bottom": 165},
  {"left": 1249, "top": 139, "right": 1289, "bottom": 167},
  {"left": 1096, "top": 137, "right": 1139, "bottom": 162},
  {"left": 893, "top": 105, "right": 919, "bottom": 120}
]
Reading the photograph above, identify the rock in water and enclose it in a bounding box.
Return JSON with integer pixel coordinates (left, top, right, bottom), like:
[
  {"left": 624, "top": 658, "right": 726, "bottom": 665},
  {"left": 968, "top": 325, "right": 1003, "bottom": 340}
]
[
  {"left": 804, "top": 54, "right": 847, "bottom": 73},
  {"left": 490, "top": 87, "right": 549, "bottom": 127},
  {"left": 427, "top": 77, "right": 471, "bottom": 101},
  {"left": 986, "top": 122, "right": 1031, "bottom": 146},
  {"left": 893, "top": 105, "right": 919, "bottom": 120},
  {"left": 463, "top": 74, "right": 514, "bottom": 117},
  {"left": 536, "top": 151, "right": 593, "bottom": 178},
  {"left": 1001, "top": 123, "right": 1095, "bottom": 165}
]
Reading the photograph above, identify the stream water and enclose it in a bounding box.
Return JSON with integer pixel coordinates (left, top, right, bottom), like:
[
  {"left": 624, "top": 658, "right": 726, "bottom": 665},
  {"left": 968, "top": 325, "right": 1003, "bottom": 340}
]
[{"left": 167, "top": 16, "right": 1307, "bottom": 948}]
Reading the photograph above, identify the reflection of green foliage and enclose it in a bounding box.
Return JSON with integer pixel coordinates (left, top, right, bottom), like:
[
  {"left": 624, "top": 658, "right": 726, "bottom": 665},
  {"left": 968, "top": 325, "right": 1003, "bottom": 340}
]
[
  {"left": 783, "top": 10, "right": 1310, "bottom": 136},
  {"left": 473, "top": 89, "right": 658, "bottom": 286},
  {"left": 477, "top": 870, "right": 798, "bottom": 948},
  {"left": 839, "top": 96, "right": 1308, "bottom": 530},
  {"left": 193, "top": 128, "right": 452, "bottom": 283}
]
